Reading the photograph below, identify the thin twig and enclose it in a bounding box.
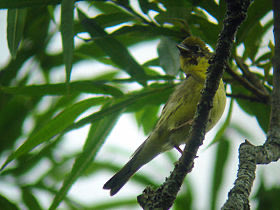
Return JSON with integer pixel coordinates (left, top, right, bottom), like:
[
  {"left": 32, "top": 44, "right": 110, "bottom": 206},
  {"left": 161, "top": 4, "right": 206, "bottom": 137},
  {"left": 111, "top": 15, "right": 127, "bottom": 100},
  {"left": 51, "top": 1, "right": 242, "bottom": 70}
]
[
  {"left": 226, "top": 93, "right": 263, "bottom": 103},
  {"left": 235, "top": 56, "right": 270, "bottom": 95},
  {"left": 225, "top": 64, "right": 270, "bottom": 103}
]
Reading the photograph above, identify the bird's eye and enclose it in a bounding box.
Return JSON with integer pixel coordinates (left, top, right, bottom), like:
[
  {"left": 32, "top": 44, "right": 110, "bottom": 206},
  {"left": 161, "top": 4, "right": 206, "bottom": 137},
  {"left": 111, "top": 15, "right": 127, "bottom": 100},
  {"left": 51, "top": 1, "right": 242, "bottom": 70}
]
[{"left": 191, "top": 45, "right": 200, "bottom": 52}]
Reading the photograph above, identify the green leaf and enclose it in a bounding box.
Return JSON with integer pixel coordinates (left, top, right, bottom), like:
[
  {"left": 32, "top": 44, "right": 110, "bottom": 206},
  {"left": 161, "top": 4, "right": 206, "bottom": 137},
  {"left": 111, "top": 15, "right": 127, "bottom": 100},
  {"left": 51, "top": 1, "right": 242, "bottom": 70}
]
[
  {"left": 231, "top": 85, "right": 270, "bottom": 133},
  {"left": 78, "top": 9, "right": 147, "bottom": 86},
  {"left": 174, "top": 179, "right": 193, "bottom": 210},
  {"left": 21, "top": 187, "right": 43, "bottom": 210},
  {"left": 236, "top": 0, "right": 272, "bottom": 45},
  {"left": 157, "top": 37, "right": 180, "bottom": 76},
  {"left": 94, "top": 12, "right": 136, "bottom": 28},
  {"left": 44, "top": 25, "right": 181, "bottom": 72},
  {"left": 67, "top": 83, "right": 174, "bottom": 132},
  {"left": 7, "top": 8, "right": 27, "bottom": 58},
  {"left": 87, "top": 198, "right": 137, "bottom": 210},
  {"left": 254, "top": 51, "right": 272, "bottom": 66},
  {"left": 0, "top": 194, "right": 19, "bottom": 210},
  {"left": 244, "top": 19, "right": 273, "bottom": 61},
  {"left": 111, "top": 25, "right": 184, "bottom": 40},
  {"left": 143, "top": 58, "right": 160, "bottom": 67},
  {"left": 197, "top": 0, "right": 224, "bottom": 23},
  {"left": 155, "top": 0, "right": 192, "bottom": 25},
  {"left": 135, "top": 105, "right": 160, "bottom": 135},
  {"left": 61, "top": 0, "right": 75, "bottom": 84},
  {"left": 139, "top": 0, "right": 160, "bottom": 14},
  {"left": 47, "top": 5, "right": 56, "bottom": 23},
  {"left": 0, "top": 0, "right": 74, "bottom": 9},
  {"left": 210, "top": 138, "right": 230, "bottom": 210},
  {"left": 188, "top": 14, "right": 220, "bottom": 47},
  {"left": 2, "top": 134, "right": 63, "bottom": 177},
  {"left": 91, "top": 1, "right": 125, "bottom": 13},
  {"left": 125, "top": 83, "right": 174, "bottom": 112},
  {"left": 0, "top": 97, "right": 109, "bottom": 171},
  {"left": 230, "top": 123, "right": 254, "bottom": 141},
  {"left": 254, "top": 180, "right": 280, "bottom": 210},
  {"left": 112, "top": 0, "right": 129, "bottom": 9},
  {"left": 242, "top": 22, "right": 264, "bottom": 61},
  {"left": 49, "top": 107, "right": 122, "bottom": 210},
  {"left": 0, "top": 81, "right": 123, "bottom": 97},
  {"left": 74, "top": 10, "right": 138, "bottom": 36},
  {"left": 0, "top": 95, "right": 40, "bottom": 152}
]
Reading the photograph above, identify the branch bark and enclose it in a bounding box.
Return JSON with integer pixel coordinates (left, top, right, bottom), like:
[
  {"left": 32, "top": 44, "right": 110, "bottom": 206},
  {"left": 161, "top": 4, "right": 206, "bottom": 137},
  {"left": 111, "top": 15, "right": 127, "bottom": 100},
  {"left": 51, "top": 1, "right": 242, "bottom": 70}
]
[
  {"left": 269, "top": 0, "right": 280, "bottom": 146},
  {"left": 137, "top": 0, "right": 252, "bottom": 209}
]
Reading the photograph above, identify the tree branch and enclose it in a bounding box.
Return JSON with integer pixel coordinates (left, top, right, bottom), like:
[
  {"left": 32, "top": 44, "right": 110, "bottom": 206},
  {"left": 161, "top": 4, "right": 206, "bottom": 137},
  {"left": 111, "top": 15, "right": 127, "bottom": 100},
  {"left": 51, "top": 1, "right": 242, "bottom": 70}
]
[
  {"left": 222, "top": 140, "right": 256, "bottom": 210},
  {"left": 268, "top": 0, "right": 280, "bottom": 147},
  {"left": 235, "top": 56, "right": 269, "bottom": 95},
  {"left": 225, "top": 64, "right": 270, "bottom": 103},
  {"left": 222, "top": 0, "right": 280, "bottom": 209},
  {"left": 137, "top": 0, "right": 252, "bottom": 209},
  {"left": 226, "top": 93, "right": 263, "bottom": 103}
]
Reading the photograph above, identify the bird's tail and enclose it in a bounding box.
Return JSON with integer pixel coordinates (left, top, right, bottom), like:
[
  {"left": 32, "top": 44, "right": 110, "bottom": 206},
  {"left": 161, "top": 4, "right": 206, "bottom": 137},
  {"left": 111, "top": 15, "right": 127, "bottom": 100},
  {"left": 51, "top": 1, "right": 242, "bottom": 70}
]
[
  {"left": 103, "top": 138, "right": 161, "bottom": 196},
  {"left": 103, "top": 156, "right": 139, "bottom": 196}
]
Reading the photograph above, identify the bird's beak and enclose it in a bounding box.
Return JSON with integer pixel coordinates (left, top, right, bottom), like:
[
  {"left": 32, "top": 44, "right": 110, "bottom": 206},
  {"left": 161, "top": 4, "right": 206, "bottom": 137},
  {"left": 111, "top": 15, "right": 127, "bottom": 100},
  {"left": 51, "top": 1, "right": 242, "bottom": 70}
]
[{"left": 176, "top": 43, "right": 190, "bottom": 54}]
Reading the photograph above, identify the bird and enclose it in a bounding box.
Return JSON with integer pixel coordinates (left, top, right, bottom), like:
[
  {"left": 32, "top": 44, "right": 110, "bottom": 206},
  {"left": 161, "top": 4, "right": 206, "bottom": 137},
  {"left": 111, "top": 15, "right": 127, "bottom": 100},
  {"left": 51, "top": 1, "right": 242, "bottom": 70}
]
[{"left": 103, "top": 36, "right": 226, "bottom": 196}]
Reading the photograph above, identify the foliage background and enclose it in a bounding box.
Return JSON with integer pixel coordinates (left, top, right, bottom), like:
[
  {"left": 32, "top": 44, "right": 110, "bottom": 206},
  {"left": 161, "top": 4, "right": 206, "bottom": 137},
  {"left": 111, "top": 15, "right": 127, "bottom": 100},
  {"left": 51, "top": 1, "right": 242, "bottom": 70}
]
[{"left": 0, "top": 0, "right": 279, "bottom": 209}]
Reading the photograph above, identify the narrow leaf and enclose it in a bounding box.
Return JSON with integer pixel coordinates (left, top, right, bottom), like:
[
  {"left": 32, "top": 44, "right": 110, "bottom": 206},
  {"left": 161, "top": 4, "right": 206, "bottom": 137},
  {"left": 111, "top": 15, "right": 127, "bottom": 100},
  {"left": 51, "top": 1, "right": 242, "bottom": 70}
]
[
  {"left": 139, "top": 0, "right": 159, "bottom": 14},
  {"left": 174, "top": 179, "right": 193, "bottom": 210},
  {"left": 7, "top": 8, "right": 26, "bottom": 58},
  {"left": 232, "top": 85, "right": 270, "bottom": 132},
  {"left": 67, "top": 83, "right": 174, "bottom": 131},
  {"left": 157, "top": 37, "right": 180, "bottom": 76},
  {"left": 78, "top": 9, "right": 147, "bottom": 86},
  {"left": 49, "top": 107, "right": 122, "bottom": 210},
  {"left": 94, "top": 12, "right": 136, "bottom": 28},
  {"left": 0, "top": 81, "right": 123, "bottom": 97},
  {"left": 61, "top": 0, "right": 75, "bottom": 84},
  {"left": 88, "top": 199, "right": 137, "bottom": 210},
  {"left": 210, "top": 138, "right": 230, "bottom": 210},
  {"left": 0, "top": 194, "right": 19, "bottom": 210},
  {"left": 0, "top": 97, "right": 108, "bottom": 171},
  {"left": 21, "top": 187, "right": 42, "bottom": 210},
  {"left": 135, "top": 105, "right": 159, "bottom": 135},
  {"left": 111, "top": 25, "right": 183, "bottom": 40}
]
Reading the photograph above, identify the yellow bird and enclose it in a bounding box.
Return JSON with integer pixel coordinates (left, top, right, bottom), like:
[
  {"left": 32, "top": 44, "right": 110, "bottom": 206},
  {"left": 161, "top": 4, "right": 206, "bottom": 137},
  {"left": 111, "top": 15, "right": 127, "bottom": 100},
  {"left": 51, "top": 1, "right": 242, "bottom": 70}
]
[{"left": 103, "top": 37, "right": 226, "bottom": 196}]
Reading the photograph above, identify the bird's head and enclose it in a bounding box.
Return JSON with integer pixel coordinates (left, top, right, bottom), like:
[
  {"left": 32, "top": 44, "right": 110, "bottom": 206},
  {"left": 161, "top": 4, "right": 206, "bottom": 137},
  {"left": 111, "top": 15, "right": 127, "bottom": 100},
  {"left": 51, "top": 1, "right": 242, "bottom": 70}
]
[{"left": 177, "top": 37, "right": 211, "bottom": 76}]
